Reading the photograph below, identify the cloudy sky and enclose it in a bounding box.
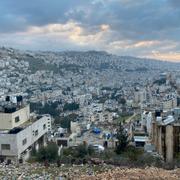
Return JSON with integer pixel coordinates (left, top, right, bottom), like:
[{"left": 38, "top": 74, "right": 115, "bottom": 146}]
[{"left": 0, "top": 0, "right": 180, "bottom": 62}]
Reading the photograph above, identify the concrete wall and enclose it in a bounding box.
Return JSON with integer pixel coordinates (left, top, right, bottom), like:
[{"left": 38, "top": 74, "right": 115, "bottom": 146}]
[
  {"left": 141, "top": 112, "right": 152, "bottom": 135},
  {"left": 146, "top": 112, "right": 152, "bottom": 135},
  {"left": 71, "top": 121, "right": 80, "bottom": 134},
  {"left": 166, "top": 125, "right": 174, "bottom": 163},
  {"left": 16, "top": 116, "right": 49, "bottom": 158},
  {"left": 0, "top": 113, "right": 13, "bottom": 129},
  {"left": 0, "top": 134, "right": 18, "bottom": 157},
  {"left": 0, "top": 105, "right": 30, "bottom": 130},
  {"left": 157, "top": 126, "right": 162, "bottom": 155},
  {"left": 0, "top": 115, "right": 50, "bottom": 159},
  {"left": 12, "top": 105, "right": 30, "bottom": 128}
]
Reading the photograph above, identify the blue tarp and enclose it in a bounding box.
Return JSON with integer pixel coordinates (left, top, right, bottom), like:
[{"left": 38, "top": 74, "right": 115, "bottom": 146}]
[
  {"left": 92, "top": 127, "right": 101, "bottom": 134},
  {"left": 104, "top": 133, "right": 111, "bottom": 139}
]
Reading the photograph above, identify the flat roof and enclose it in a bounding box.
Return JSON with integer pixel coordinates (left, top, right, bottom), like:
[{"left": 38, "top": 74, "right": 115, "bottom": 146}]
[
  {"left": 0, "top": 115, "right": 45, "bottom": 135},
  {"left": 0, "top": 104, "right": 28, "bottom": 114}
]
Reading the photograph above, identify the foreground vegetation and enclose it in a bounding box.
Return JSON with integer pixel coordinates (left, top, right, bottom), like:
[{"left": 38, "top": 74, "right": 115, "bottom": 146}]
[
  {"left": 30, "top": 141, "right": 164, "bottom": 169},
  {"left": 29, "top": 124, "right": 180, "bottom": 169}
]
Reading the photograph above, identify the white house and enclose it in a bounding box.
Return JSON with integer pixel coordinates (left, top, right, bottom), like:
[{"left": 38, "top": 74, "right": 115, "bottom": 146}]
[{"left": 0, "top": 101, "right": 51, "bottom": 163}]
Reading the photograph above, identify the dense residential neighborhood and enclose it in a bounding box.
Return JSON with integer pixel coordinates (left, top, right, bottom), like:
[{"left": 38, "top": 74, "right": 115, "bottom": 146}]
[
  {"left": 1, "top": 0, "right": 180, "bottom": 178},
  {"left": 0, "top": 47, "right": 180, "bottom": 178}
]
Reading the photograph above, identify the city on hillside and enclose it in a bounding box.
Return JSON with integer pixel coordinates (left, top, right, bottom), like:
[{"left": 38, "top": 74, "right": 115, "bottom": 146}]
[
  {"left": 0, "top": 0, "right": 180, "bottom": 179},
  {"left": 0, "top": 47, "right": 180, "bottom": 178}
]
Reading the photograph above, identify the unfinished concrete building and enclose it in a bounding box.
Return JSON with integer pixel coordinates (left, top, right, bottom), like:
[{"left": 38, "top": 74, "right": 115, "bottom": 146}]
[{"left": 152, "top": 108, "right": 180, "bottom": 163}]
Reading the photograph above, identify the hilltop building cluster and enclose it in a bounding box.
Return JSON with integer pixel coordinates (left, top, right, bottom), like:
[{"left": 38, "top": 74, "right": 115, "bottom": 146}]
[{"left": 0, "top": 47, "right": 180, "bottom": 165}]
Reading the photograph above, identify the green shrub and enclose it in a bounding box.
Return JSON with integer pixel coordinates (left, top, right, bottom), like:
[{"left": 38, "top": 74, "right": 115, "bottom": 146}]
[
  {"left": 99, "top": 149, "right": 116, "bottom": 160},
  {"left": 75, "top": 144, "right": 88, "bottom": 158},
  {"left": 125, "top": 145, "right": 143, "bottom": 161},
  {"left": 115, "top": 123, "right": 128, "bottom": 154},
  {"left": 88, "top": 145, "right": 95, "bottom": 156},
  {"left": 62, "top": 147, "right": 74, "bottom": 156},
  {"left": 36, "top": 142, "right": 58, "bottom": 162},
  {"left": 62, "top": 144, "right": 95, "bottom": 159}
]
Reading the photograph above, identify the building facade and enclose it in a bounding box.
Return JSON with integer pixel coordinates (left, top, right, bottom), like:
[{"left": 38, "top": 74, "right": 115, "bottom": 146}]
[
  {"left": 152, "top": 109, "right": 180, "bottom": 163},
  {"left": 0, "top": 102, "right": 51, "bottom": 163}
]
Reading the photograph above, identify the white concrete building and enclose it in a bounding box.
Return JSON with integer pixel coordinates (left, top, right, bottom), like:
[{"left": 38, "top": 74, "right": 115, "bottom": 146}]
[
  {"left": 0, "top": 103, "right": 52, "bottom": 162},
  {"left": 70, "top": 121, "right": 81, "bottom": 134},
  {"left": 141, "top": 111, "right": 152, "bottom": 135},
  {"left": 0, "top": 105, "right": 30, "bottom": 130},
  {"left": 162, "top": 94, "right": 177, "bottom": 111},
  {"left": 134, "top": 89, "right": 146, "bottom": 104},
  {"left": 89, "top": 112, "right": 113, "bottom": 123}
]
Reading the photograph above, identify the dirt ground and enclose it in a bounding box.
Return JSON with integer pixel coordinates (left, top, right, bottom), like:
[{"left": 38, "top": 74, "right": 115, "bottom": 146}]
[{"left": 78, "top": 167, "right": 180, "bottom": 180}]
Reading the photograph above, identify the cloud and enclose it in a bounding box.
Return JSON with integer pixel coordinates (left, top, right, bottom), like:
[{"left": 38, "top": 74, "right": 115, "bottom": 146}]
[
  {"left": 169, "top": 0, "right": 180, "bottom": 7},
  {"left": 0, "top": 21, "right": 111, "bottom": 51},
  {"left": 0, "top": 0, "right": 180, "bottom": 62},
  {"left": 109, "top": 40, "right": 160, "bottom": 51},
  {"left": 151, "top": 51, "right": 180, "bottom": 62}
]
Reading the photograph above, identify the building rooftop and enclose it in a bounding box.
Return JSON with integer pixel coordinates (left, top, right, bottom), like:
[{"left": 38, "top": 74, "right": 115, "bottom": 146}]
[
  {"left": 0, "top": 95, "right": 25, "bottom": 113},
  {"left": 0, "top": 103, "right": 26, "bottom": 114},
  {"left": 0, "top": 115, "right": 44, "bottom": 135}
]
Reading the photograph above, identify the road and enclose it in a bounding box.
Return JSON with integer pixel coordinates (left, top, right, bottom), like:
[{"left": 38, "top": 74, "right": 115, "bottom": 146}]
[{"left": 125, "top": 113, "right": 138, "bottom": 123}]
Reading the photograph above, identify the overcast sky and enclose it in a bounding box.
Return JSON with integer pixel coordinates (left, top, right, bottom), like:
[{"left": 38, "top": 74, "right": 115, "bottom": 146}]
[{"left": 0, "top": 0, "right": 180, "bottom": 62}]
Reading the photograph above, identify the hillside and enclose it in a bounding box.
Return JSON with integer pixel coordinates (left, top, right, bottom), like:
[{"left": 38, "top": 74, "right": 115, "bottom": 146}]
[
  {"left": 0, "top": 47, "right": 179, "bottom": 92},
  {"left": 0, "top": 47, "right": 180, "bottom": 73}
]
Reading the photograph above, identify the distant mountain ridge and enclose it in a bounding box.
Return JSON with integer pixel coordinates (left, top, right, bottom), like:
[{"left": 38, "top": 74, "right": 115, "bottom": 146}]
[{"left": 0, "top": 47, "right": 179, "bottom": 74}]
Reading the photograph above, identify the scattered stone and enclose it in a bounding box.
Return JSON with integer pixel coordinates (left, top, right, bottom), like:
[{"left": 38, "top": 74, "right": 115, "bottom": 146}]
[{"left": 0, "top": 162, "right": 179, "bottom": 179}]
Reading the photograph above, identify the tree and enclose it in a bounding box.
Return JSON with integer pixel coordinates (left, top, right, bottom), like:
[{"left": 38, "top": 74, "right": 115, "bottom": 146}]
[
  {"left": 88, "top": 145, "right": 95, "bottom": 156},
  {"left": 36, "top": 142, "right": 58, "bottom": 162},
  {"left": 36, "top": 147, "right": 47, "bottom": 162},
  {"left": 75, "top": 144, "right": 88, "bottom": 158},
  {"left": 54, "top": 114, "right": 78, "bottom": 130},
  {"left": 119, "top": 98, "right": 126, "bottom": 105},
  {"left": 62, "top": 144, "right": 95, "bottom": 159},
  {"left": 46, "top": 142, "right": 59, "bottom": 161},
  {"left": 30, "top": 102, "right": 60, "bottom": 117},
  {"left": 63, "top": 102, "right": 79, "bottom": 111},
  {"left": 115, "top": 123, "right": 128, "bottom": 154}
]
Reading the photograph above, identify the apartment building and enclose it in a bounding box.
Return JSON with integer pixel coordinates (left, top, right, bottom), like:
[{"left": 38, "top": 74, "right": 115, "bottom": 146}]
[{"left": 0, "top": 97, "right": 52, "bottom": 163}]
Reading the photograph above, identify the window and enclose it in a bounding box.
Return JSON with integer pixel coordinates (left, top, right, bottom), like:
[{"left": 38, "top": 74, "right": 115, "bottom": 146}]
[
  {"left": 43, "top": 124, "right": 46, "bottom": 130},
  {"left": 35, "top": 130, "right": 38, "bottom": 136},
  {"left": 1, "top": 144, "right": 10, "bottom": 150},
  {"left": 22, "top": 138, "right": 27, "bottom": 145},
  {"left": 15, "top": 116, "right": 20, "bottom": 123}
]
